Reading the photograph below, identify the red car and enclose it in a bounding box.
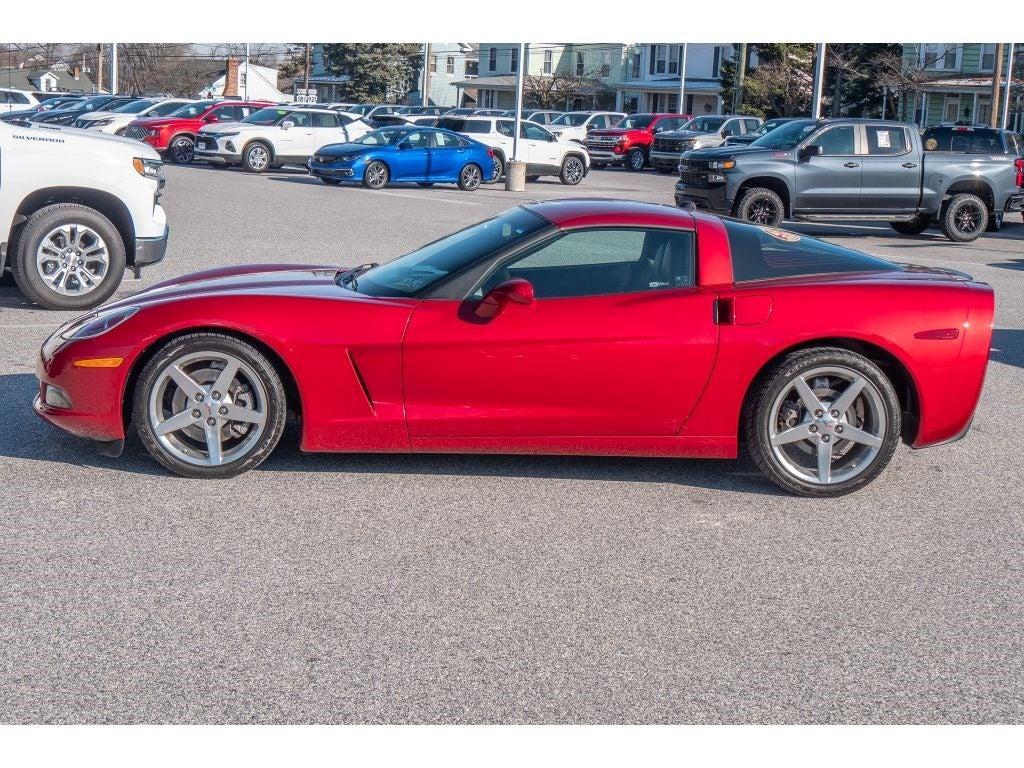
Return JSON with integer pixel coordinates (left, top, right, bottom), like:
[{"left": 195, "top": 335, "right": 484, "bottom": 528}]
[
  {"left": 123, "top": 99, "right": 273, "bottom": 164},
  {"left": 585, "top": 113, "right": 692, "bottom": 171},
  {"left": 34, "top": 200, "right": 993, "bottom": 496}
]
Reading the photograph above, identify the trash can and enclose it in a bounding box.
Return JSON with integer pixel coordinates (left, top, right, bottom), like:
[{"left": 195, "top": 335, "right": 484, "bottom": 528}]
[{"left": 504, "top": 160, "right": 527, "bottom": 192}]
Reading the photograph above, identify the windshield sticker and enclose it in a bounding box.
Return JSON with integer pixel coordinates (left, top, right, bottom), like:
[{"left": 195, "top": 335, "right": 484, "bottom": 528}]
[
  {"left": 758, "top": 227, "right": 802, "bottom": 243},
  {"left": 924, "top": 137, "right": 938, "bottom": 150}
]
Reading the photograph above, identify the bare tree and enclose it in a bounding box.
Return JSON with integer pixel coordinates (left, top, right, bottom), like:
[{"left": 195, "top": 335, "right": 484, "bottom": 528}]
[{"left": 524, "top": 69, "right": 612, "bottom": 110}]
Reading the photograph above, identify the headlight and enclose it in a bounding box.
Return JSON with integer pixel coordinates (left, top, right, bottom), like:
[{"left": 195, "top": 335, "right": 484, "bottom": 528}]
[
  {"left": 59, "top": 306, "right": 139, "bottom": 341},
  {"left": 133, "top": 157, "right": 163, "bottom": 180},
  {"left": 709, "top": 159, "right": 736, "bottom": 170},
  {"left": 216, "top": 131, "right": 239, "bottom": 138},
  {"left": 92, "top": 118, "right": 113, "bottom": 127}
]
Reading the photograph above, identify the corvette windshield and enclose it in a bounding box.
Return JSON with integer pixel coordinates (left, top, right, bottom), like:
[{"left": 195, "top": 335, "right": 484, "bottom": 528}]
[
  {"left": 347, "top": 208, "right": 551, "bottom": 298},
  {"left": 750, "top": 119, "right": 818, "bottom": 149}
]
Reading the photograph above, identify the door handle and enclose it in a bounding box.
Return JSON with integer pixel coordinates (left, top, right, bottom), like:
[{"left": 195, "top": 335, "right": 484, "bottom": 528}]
[
  {"left": 902, "top": 162, "right": 918, "bottom": 168},
  {"left": 843, "top": 162, "right": 860, "bottom": 168}
]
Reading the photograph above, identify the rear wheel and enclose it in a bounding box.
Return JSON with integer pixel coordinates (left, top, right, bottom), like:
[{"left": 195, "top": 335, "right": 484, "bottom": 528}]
[
  {"left": 745, "top": 347, "right": 900, "bottom": 497},
  {"left": 167, "top": 134, "right": 195, "bottom": 164},
  {"left": 625, "top": 147, "right": 646, "bottom": 171},
  {"left": 11, "top": 203, "right": 125, "bottom": 310},
  {"left": 133, "top": 333, "right": 287, "bottom": 479},
  {"left": 560, "top": 155, "right": 585, "bottom": 185},
  {"left": 362, "top": 161, "right": 389, "bottom": 189},
  {"left": 735, "top": 187, "right": 785, "bottom": 227},
  {"left": 940, "top": 193, "right": 988, "bottom": 242},
  {"left": 242, "top": 141, "right": 272, "bottom": 173},
  {"left": 458, "top": 163, "right": 483, "bottom": 191},
  {"left": 890, "top": 215, "right": 930, "bottom": 235},
  {"left": 490, "top": 154, "right": 504, "bottom": 182}
]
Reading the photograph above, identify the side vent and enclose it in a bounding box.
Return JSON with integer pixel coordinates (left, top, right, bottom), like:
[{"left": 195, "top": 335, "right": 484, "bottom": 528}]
[{"left": 346, "top": 350, "right": 376, "bottom": 413}]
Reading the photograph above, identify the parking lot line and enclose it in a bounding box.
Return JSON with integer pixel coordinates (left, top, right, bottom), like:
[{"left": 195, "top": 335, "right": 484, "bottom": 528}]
[{"left": 365, "top": 189, "right": 486, "bottom": 206}]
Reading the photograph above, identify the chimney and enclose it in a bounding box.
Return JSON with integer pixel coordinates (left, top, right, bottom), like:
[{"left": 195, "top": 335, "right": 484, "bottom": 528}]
[
  {"left": 224, "top": 57, "right": 239, "bottom": 97},
  {"left": 73, "top": 67, "right": 81, "bottom": 79}
]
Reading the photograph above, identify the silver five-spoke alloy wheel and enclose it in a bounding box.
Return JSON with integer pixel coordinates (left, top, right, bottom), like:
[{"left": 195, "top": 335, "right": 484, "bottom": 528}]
[
  {"left": 561, "top": 156, "right": 585, "bottom": 185},
  {"left": 36, "top": 224, "right": 109, "bottom": 297},
  {"left": 768, "top": 365, "right": 886, "bottom": 486},
  {"left": 246, "top": 144, "right": 269, "bottom": 171},
  {"left": 148, "top": 351, "right": 268, "bottom": 467}
]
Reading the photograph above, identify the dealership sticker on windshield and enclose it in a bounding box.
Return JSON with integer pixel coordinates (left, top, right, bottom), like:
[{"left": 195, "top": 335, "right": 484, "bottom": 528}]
[{"left": 758, "top": 227, "right": 802, "bottom": 243}]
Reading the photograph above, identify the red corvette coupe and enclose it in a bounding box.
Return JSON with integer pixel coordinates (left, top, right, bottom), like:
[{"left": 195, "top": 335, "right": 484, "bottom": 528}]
[{"left": 34, "top": 200, "right": 993, "bottom": 496}]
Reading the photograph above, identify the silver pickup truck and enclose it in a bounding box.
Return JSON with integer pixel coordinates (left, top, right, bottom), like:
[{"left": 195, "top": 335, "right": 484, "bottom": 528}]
[{"left": 672, "top": 118, "right": 1024, "bottom": 242}]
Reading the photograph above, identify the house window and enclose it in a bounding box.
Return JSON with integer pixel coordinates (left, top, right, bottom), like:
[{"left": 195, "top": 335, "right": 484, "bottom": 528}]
[
  {"left": 980, "top": 43, "right": 996, "bottom": 72},
  {"left": 429, "top": 56, "right": 437, "bottom": 74},
  {"left": 489, "top": 47, "right": 497, "bottom": 72},
  {"left": 712, "top": 46, "right": 723, "bottom": 79},
  {"left": 446, "top": 56, "right": 455, "bottom": 75},
  {"left": 923, "top": 44, "right": 958, "bottom": 71},
  {"left": 544, "top": 50, "right": 552, "bottom": 75},
  {"left": 576, "top": 51, "right": 584, "bottom": 76},
  {"left": 631, "top": 51, "right": 641, "bottom": 79},
  {"left": 668, "top": 46, "right": 679, "bottom": 75},
  {"left": 655, "top": 45, "right": 667, "bottom": 74},
  {"left": 601, "top": 51, "right": 611, "bottom": 78},
  {"left": 510, "top": 46, "right": 519, "bottom": 73},
  {"left": 482, "top": 89, "right": 496, "bottom": 109}
]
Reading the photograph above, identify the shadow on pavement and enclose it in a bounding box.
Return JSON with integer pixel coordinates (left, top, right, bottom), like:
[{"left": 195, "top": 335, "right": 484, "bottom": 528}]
[
  {"left": 987, "top": 258, "right": 1024, "bottom": 272},
  {"left": 990, "top": 328, "right": 1024, "bottom": 370}
]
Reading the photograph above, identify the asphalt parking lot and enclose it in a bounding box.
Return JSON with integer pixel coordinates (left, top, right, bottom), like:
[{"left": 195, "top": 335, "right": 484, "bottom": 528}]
[{"left": 2, "top": 164, "right": 1023, "bottom": 724}]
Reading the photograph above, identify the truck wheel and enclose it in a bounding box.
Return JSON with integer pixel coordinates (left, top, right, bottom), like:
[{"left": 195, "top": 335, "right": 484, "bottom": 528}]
[
  {"left": 242, "top": 141, "right": 272, "bottom": 173},
  {"left": 735, "top": 187, "right": 785, "bottom": 227},
  {"left": 559, "top": 156, "right": 585, "bottom": 185},
  {"left": 890, "top": 215, "right": 930, "bottom": 235},
  {"left": 167, "top": 135, "right": 195, "bottom": 164},
  {"left": 625, "top": 147, "right": 646, "bottom": 172},
  {"left": 11, "top": 204, "right": 125, "bottom": 310},
  {"left": 940, "top": 193, "right": 988, "bottom": 243}
]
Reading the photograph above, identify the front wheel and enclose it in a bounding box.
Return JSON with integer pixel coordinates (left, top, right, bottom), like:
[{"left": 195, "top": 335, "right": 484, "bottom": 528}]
[
  {"left": 940, "top": 193, "right": 988, "bottom": 242},
  {"left": 625, "top": 147, "right": 646, "bottom": 171},
  {"left": 167, "top": 135, "right": 195, "bottom": 164},
  {"left": 362, "top": 161, "right": 389, "bottom": 189},
  {"left": 735, "top": 187, "right": 785, "bottom": 227},
  {"left": 745, "top": 347, "right": 901, "bottom": 496},
  {"left": 458, "top": 163, "right": 482, "bottom": 191},
  {"left": 242, "top": 142, "right": 272, "bottom": 173},
  {"left": 10, "top": 203, "right": 125, "bottom": 310},
  {"left": 133, "top": 332, "right": 288, "bottom": 478},
  {"left": 890, "top": 215, "right": 931, "bottom": 235},
  {"left": 559, "top": 155, "right": 585, "bottom": 185}
]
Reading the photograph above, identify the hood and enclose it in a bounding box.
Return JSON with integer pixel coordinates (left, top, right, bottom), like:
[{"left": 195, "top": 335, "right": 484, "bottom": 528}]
[
  {"left": 9, "top": 121, "right": 159, "bottom": 154},
  {"left": 79, "top": 110, "right": 120, "bottom": 121},
  {"left": 660, "top": 129, "right": 706, "bottom": 140},
  {"left": 133, "top": 115, "right": 194, "bottom": 129},
  {"left": 316, "top": 142, "right": 370, "bottom": 157},
  {"left": 587, "top": 128, "right": 632, "bottom": 139},
  {"left": 685, "top": 144, "right": 779, "bottom": 160},
  {"left": 199, "top": 121, "right": 249, "bottom": 134}
]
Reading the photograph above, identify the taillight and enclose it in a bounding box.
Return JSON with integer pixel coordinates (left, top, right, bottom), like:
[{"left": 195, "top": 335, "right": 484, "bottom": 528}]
[
  {"left": 1015, "top": 157, "right": 1023, "bottom": 188},
  {"left": 487, "top": 148, "right": 494, "bottom": 157}
]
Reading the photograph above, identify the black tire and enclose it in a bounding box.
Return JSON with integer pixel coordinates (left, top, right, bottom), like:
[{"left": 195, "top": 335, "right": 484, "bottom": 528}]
[
  {"left": 526, "top": 175, "right": 540, "bottom": 183},
  {"left": 133, "top": 332, "right": 287, "bottom": 479},
  {"left": 166, "top": 134, "right": 195, "bottom": 164},
  {"left": 890, "top": 215, "right": 931, "bottom": 235},
  {"left": 458, "top": 163, "right": 483, "bottom": 191},
  {"left": 559, "top": 155, "right": 586, "bottom": 185},
  {"left": 10, "top": 203, "right": 125, "bottom": 310},
  {"left": 362, "top": 160, "right": 389, "bottom": 189},
  {"left": 241, "top": 141, "right": 272, "bottom": 173},
  {"left": 625, "top": 147, "right": 646, "bottom": 172},
  {"left": 745, "top": 347, "right": 901, "bottom": 497},
  {"left": 490, "top": 153, "right": 504, "bottom": 182},
  {"left": 940, "top": 193, "right": 988, "bottom": 243},
  {"left": 735, "top": 187, "right": 785, "bottom": 227}
]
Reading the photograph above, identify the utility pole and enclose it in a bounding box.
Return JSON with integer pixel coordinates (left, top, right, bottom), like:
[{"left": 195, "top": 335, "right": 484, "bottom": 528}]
[
  {"left": 678, "top": 43, "right": 688, "bottom": 114},
  {"left": 990, "top": 43, "right": 1004, "bottom": 127},
  {"left": 110, "top": 43, "right": 118, "bottom": 94},
  {"left": 96, "top": 43, "right": 103, "bottom": 93},
  {"left": 733, "top": 43, "right": 747, "bottom": 114},
  {"left": 1001, "top": 43, "right": 1016, "bottom": 129},
  {"left": 810, "top": 43, "right": 826, "bottom": 119},
  {"left": 422, "top": 43, "right": 431, "bottom": 107},
  {"left": 303, "top": 44, "right": 311, "bottom": 98},
  {"left": 505, "top": 43, "right": 527, "bottom": 192},
  {"left": 244, "top": 43, "right": 250, "bottom": 101}
]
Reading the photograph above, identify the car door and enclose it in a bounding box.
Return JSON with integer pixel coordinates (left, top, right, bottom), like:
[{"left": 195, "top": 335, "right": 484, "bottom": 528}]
[
  {"left": 521, "top": 121, "right": 559, "bottom": 171},
  {"left": 311, "top": 110, "right": 347, "bottom": 150},
  {"left": 427, "top": 130, "right": 465, "bottom": 178},
  {"left": 793, "top": 123, "right": 861, "bottom": 212},
  {"left": 391, "top": 129, "right": 432, "bottom": 181},
  {"left": 276, "top": 110, "right": 315, "bottom": 160},
  {"left": 402, "top": 227, "right": 719, "bottom": 439},
  {"left": 858, "top": 124, "right": 921, "bottom": 213}
]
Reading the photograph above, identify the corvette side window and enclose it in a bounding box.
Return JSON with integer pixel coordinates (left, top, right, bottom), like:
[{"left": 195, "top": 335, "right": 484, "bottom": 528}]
[{"left": 478, "top": 228, "right": 695, "bottom": 299}]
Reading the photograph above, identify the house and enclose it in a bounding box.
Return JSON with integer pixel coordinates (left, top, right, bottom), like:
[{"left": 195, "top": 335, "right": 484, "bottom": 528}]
[
  {"left": 304, "top": 44, "right": 350, "bottom": 103},
  {"left": 616, "top": 44, "right": 736, "bottom": 115},
  {"left": 0, "top": 64, "right": 95, "bottom": 94},
  {"left": 408, "top": 43, "right": 478, "bottom": 108},
  {"left": 198, "top": 59, "right": 286, "bottom": 102},
  {"left": 899, "top": 43, "right": 1021, "bottom": 130},
  {"left": 454, "top": 44, "right": 625, "bottom": 110}
]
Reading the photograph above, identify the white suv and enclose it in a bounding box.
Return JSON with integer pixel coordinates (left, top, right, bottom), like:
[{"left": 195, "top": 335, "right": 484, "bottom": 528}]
[
  {"left": 0, "top": 88, "right": 40, "bottom": 115},
  {"left": 547, "top": 111, "right": 626, "bottom": 144},
  {"left": 195, "top": 106, "right": 366, "bottom": 172},
  {"left": 74, "top": 98, "right": 194, "bottom": 135},
  {"left": 434, "top": 116, "right": 590, "bottom": 185}
]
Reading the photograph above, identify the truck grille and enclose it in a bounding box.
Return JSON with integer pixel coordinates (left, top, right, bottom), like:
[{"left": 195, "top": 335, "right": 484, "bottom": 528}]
[
  {"left": 678, "top": 159, "right": 712, "bottom": 186},
  {"left": 123, "top": 125, "right": 149, "bottom": 141},
  {"left": 585, "top": 137, "right": 617, "bottom": 150},
  {"left": 652, "top": 136, "right": 693, "bottom": 154}
]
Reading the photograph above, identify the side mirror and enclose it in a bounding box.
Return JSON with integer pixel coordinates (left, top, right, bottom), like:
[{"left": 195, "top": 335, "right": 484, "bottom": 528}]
[
  {"left": 205, "top": 114, "right": 219, "bottom": 123},
  {"left": 798, "top": 144, "right": 823, "bottom": 161},
  {"left": 721, "top": 128, "right": 734, "bottom": 137},
  {"left": 281, "top": 119, "right": 294, "bottom": 130},
  {"left": 475, "top": 278, "right": 534, "bottom": 319}
]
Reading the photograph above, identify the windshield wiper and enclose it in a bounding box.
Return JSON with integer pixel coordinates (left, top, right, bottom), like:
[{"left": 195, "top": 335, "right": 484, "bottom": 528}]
[{"left": 336, "top": 262, "right": 379, "bottom": 291}]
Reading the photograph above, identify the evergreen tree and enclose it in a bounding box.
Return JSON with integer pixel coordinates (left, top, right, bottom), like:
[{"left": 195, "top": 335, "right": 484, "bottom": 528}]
[{"left": 322, "top": 43, "right": 422, "bottom": 103}]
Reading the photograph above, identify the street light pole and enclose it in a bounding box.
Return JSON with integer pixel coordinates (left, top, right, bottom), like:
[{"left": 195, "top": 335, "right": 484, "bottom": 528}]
[
  {"left": 810, "top": 43, "right": 826, "bottom": 118},
  {"left": 244, "top": 43, "right": 250, "bottom": 101},
  {"left": 678, "top": 43, "right": 687, "bottom": 114},
  {"left": 733, "top": 43, "right": 747, "bottom": 114},
  {"left": 1001, "top": 43, "right": 1016, "bottom": 129},
  {"left": 505, "top": 43, "right": 527, "bottom": 192},
  {"left": 111, "top": 43, "right": 118, "bottom": 94},
  {"left": 422, "top": 43, "right": 431, "bottom": 107}
]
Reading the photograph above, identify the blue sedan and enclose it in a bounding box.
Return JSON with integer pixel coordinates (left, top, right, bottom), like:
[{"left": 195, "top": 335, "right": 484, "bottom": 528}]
[{"left": 308, "top": 126, "right": 496, "bottom": 191}]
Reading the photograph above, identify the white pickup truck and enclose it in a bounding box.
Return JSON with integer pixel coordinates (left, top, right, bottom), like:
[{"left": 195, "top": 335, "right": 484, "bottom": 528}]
[{"left": 0, "top": 119, "right": 168, "bottom": 310}]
